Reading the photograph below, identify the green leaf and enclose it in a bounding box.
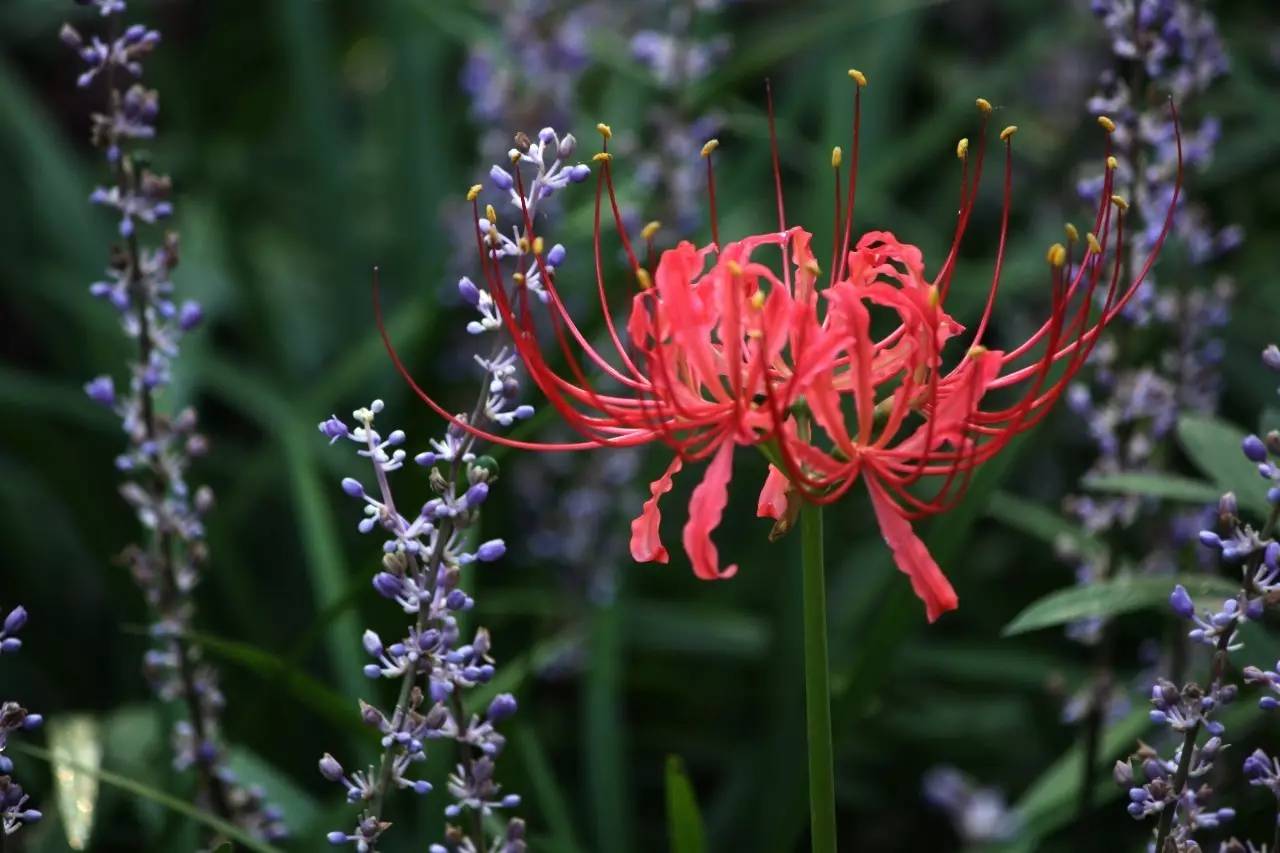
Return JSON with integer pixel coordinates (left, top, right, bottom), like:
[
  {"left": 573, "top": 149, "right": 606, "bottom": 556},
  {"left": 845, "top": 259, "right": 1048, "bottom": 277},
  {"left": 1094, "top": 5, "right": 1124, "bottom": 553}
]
[
  {"left": 1081, "top": 471, "right": 1221, "bottom": 505},
  {"left": 1003, "top": 574, "right": 1241, "bottom": 636},
  {"left": 1177, "top": 414, "right": 1269, "bottom": 516},
  {"left": 48, "top": 715, "right": 102, "bottom": 850},
  {"left": 665, "top": 756, "right": 708, "bottom": 853},
  {"left": 11, "top": 742, "right": 282, "bottom": 853},
  {"left": 514, "top": 725, "right": 583, "bottom": 853},
  {"left": 983, "top": 706, "right": 1149, "bottom": 851},
  {"left": 987, "top": 491, "right": 1105, "bottom": 560}
]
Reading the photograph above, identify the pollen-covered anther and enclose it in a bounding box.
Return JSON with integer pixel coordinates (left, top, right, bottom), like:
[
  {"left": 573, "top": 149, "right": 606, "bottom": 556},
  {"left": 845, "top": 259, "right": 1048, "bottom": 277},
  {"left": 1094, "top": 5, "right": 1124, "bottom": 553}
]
[
  {"left": 642, "top": 221, "right": 661, "bottom": 241},
  {"left": 466, "top": 184, "right": 482, "bottom": 202},
  {"left": 1064, "top": 223, "right": 1079, "bottom": 243},
  {"left": 968, "top": 345, "right": 989, "bottom": 358},
  {"left": 700, "top": 139, "right": 719, "bottom": 158},
  {"left": 512, "top": 272, "right": 526, "bottom": 286},
  {"left": 999, "top": 125, "right": 1018, "bottom": 142},
  {"left": 1086, "top": 232, "right": 1102, "bottom": 253},
  {"left": 726, "top": 260, "right": 743, "bottom": 277},
  {"left": 596, "top": 122, "right": 612, "bottom": 140},
  {"left": 1110, "top": 194, "right": 1129, "bottom": 211},
  {"left": 635, "top": 268, "right": 652, "bottom": 290},
  {"left": 803, "top": 259, "right": 821, "bottom": 277},
  {"left": 956, "top": 137, "right": 969, "bottom": 160},
  {"left": 749, "top": 290, "right": 766, "bottom": 310},
  {"left": 1106, "top": 155, "right": 1119, "bottom": 171},
  {"left": 926, "top": 284, "right": 940, "bottom": 308},
  {"left": 509, "top": 150, "right": 521, "bottom": 164},
  {"left": 1097, "top": 115, "right": 1116, "bottom": 133},
  {"left": 1046, "top": 242, "right": 1067, "bottom": 268},
  {"left": 592, "top": 152, "right": 612, "bottom": 163},
  {"left": 533, "top": 236, "right": 544, "bottom": 255},
  {"left": 848, "top": 68, "right": 867, "bottom": 87},
  {"left": 976, "top": 98, "right": 993, "bottom": 115},
  {"left": 485, "top": 204, "right": 498, "bottom": 224},
  {"left": 831, "top": 146, "right": 843, "bottom": 168},
  {"left": 517, "top": 237, "right": 530, "bottom": 254}
]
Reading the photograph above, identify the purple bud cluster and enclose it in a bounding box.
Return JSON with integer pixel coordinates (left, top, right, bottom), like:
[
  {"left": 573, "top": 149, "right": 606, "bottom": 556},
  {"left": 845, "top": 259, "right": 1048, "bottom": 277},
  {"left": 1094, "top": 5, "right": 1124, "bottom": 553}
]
[
  {"left": 0, "top": 605, "right": 42, "bottom": 839},
  {"left": 64, "top": 5, "right": 284, "bottom": 842},
  {"left": 1117, "top": 345, "right": 1280, "bottom": 850}
]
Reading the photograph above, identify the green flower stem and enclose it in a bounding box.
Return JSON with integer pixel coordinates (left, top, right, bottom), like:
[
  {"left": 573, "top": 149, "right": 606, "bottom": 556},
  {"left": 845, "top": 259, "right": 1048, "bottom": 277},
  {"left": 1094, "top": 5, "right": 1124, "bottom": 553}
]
[{"left": 800, "top": 502, "right": 837, "bottom": 853}]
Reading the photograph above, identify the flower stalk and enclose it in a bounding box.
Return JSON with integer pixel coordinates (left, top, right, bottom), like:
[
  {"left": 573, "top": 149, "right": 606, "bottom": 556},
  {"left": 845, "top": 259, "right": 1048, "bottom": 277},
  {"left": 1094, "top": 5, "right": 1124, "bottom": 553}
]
[{"left": 800, "top": 503, "right": 836, "bottom": 853}]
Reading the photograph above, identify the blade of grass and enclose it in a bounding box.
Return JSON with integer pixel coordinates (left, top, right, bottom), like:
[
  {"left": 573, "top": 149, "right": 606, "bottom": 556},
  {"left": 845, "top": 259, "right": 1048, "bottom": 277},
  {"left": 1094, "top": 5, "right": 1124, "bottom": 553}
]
[{"left": 11, "top": 742, "right": 283, "bottom": 853}]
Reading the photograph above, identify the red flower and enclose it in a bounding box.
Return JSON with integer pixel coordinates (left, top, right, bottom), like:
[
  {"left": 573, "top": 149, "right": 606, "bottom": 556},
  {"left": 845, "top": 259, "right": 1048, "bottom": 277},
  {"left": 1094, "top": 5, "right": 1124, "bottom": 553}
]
[{"left": 381, "top": 74, "right": 1181, "bottom": 621}]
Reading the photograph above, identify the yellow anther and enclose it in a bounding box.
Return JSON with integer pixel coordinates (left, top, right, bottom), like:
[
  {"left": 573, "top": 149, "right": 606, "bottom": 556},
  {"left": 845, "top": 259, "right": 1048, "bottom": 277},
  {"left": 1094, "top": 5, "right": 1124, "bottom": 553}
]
[
  {"left": 1046, "top": 243, "right": 1067, "bottom": 268},
  {"left": 1000, "top": 125, "right": 1018, "bottom": 142},
  {"left": 635, "top": 268, "right": 652, "bottom": 290},
  {"left": 749, "top": 291, "right": 766, "bottom": 310},
  {"left": 848, "top": 68, "right": 867, "bottom": 87},
  {"left": 926, "top": 285, "right": 940, "bottom": 308},
  {"left": 533, "top": 236, "right": 544, "bottom": 255},
  {"left": 1106, "top": 155, "right": 1119, "bottom": 170},
  {"left": 726, "top": 260, "right": 743, "bottom": 277},
  {"left": 1086, "top": 232, "right": 1102, "bottom": 253},
  {"left": 968, "top": 345, "right": 989, "bottom": 358},
  {"left": 700, "top": 139, "right": 719, "bottom": 158},
  {"left": 976, "top": 98, "right": 993, "bottom": 115},
  {"left": 596, "top": 122, "right": 612, "bottom": 139},
  {"left": 1110, "top": 193, "right": 1129, "bottom": 211},
  {"left": 831, "top": 146, "right": 843, "bottom": 169},
  {"left": 509, "top": 150, "right": 521, "bottom": 164},
  {"left": 1097, "top": 115, "right": 1116, "bottom": 133},
  {"left": 467, "top": 184, "right": 482, "bottom": 202},
  {"left": 512, "top": 272, "right": 526, "bottom": 286},
  {"left": 592, "top": 152, "right": 612, "bottom": 163},
  {"left": 803, "top": 259, "right": 822, "bottom": 277},
  {"left": 956, "top": 137, "right": 969, "bottom": 160},
  {"left": 517, "top": 237, "right": 530, "bottom": 254},
  {"left": 485, "top": 204, "right": 497, "bottom": 223},
  {"left": 1065, "top": 223, "right": 1079, "bottom": 243},
  {"left": 642, "top": 221, "right": 661, "bottom": 241}
]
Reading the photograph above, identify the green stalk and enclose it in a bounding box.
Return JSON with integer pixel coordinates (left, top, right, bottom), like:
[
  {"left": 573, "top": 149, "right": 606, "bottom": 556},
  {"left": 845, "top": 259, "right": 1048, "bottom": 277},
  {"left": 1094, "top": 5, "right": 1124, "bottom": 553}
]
[{"left": 800, "top": 502, "right": 837, "bottom": 853}]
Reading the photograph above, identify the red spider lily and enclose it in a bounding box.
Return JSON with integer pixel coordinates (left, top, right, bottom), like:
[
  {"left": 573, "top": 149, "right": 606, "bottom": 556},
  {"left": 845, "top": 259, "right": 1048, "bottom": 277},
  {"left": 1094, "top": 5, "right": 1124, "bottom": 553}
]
[{"left": 379, "top": 72, "right": 1181, "bottom": 621}]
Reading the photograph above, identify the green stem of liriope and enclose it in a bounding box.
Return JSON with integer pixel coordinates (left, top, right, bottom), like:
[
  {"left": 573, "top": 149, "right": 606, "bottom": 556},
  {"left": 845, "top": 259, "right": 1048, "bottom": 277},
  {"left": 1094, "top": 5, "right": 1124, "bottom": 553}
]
[{"left": 800, "top": 502, "right": 837, "bottom": 853}]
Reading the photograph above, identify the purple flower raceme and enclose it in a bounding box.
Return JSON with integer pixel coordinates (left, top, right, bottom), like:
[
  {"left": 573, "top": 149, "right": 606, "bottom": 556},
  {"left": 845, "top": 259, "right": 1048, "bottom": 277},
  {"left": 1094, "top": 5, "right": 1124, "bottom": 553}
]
[
  {"left": 1, "top": 605, "right": 42, "bottom": 839},
  {"left": 63, "top": 5, "right": 283, "bottom": 843},
  {"left": 1117, "top": 345, "right": 1280, "bottom": 852},
  {"left": 316, "top": 128, "right": 585, "bottom": 853},
  {"left": 1057, "top": 1, "right": 1238, "bottom": 768}
]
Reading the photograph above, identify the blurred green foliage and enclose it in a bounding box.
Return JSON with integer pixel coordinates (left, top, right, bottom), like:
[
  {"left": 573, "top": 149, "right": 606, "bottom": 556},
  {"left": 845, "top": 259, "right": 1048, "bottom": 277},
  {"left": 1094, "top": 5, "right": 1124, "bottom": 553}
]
[{"left": 2, "top": 0, "right": 1279, "bottom": 850}]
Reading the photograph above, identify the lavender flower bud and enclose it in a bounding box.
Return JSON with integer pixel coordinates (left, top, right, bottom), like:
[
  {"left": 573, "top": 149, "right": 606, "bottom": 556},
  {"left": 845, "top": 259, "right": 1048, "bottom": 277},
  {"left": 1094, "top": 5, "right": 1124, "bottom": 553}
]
[
  {"left": 1263, "top": 344, "right": 1280, "bottom": 372},
  {"left": 178, "top": 300, "right": 203, "bottom": 331},
  {"left": 458, "top": 276, "right": 481, "bottom": 307},
  {"left": 569, "top": 164, "right": 591, "bottom": 182},
  {"left": 1243, "top": 434, "right": 1267, "bottom": 463},
  {"left": 487, "top": 693, "right": 518, "bottom": 722},
  {"left": 464, "top": 482, "right": 489, "bottom": 508},
  {"left": 476, "top": 539, "right": 506, "bottom": 562},
  {"left": 1169, "top": 584, "right": 1195, "bottom": 619},
  {"left": 4, "top": 606, "right": 28, "bottom": 635},
  {"left": 546, "top": 243, "right": 567, "bottom": 268},
  {"left": 318, "top": 753, "right": 345, "bottom": 782},
  {"left": 341, "top": 478, "right": 364, "bottom": 498},
  {"left": 489, "top": 165, "right": 514, "bottom": 191},
  {"left": 84, "top": 375, "right": 116, "bottom": 406}
]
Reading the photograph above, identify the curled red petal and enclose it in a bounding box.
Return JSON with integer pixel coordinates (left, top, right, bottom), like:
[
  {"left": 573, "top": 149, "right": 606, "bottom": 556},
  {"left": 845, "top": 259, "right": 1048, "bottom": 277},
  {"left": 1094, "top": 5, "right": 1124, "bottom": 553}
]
[
  {"left": 630, "top": 455, "right": 683, "bottom": 564},
  {"left": 757, "top": 464, "right": 790, "bottom": 520},
  {"left": 681, "top": 439, "right": 739, "bottom": 580},
  {"left": 865, "top": 478, "right": 957, "bottom": 622}
]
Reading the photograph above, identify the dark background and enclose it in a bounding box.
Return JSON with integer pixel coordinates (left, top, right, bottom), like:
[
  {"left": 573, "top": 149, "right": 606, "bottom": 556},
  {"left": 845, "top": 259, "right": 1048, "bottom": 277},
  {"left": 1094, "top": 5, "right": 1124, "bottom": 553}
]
[{"left": 2, "top": 0, "right": 1280, "bottom": 850}]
